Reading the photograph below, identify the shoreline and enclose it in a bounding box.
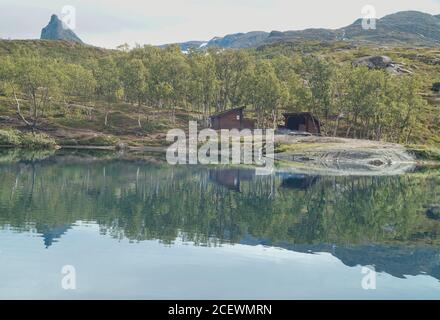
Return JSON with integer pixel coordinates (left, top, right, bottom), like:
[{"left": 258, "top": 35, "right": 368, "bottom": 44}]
[
  {"left": 0, "top": 144, "right": 167, "bottom": 152},
  {"left": 1, "top": 143, "right": 440, "bottom": 170}
]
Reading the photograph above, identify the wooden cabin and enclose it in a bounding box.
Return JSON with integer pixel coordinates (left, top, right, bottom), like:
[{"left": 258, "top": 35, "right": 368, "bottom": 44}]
[
  {"left": 282, "top": 112, "right": 321, "bottom": 135},
  {"left": 210, "top": 107, "right": 255, "bottom": 130}
]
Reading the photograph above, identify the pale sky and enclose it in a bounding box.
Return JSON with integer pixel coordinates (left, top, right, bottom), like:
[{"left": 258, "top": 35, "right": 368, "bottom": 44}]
[{"left": 1, "top": 0, "right": 440, "bottom": 48}]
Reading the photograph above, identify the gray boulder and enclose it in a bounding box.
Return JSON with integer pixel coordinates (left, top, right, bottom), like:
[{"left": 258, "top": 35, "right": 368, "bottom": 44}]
[
  {"left": 353, "top": 55, "right": 412, "bottom": 75},
  {"left": 353, "top": 56, "right": 393, "bottom": 69}
]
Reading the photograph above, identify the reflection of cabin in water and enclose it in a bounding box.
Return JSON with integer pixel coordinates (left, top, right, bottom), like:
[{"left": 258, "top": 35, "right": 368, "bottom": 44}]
[
  {"left": 280, "top": 174, "right": 319, "bottom": 190},
  {"left": 210, "top": 107, "right": 255, "bottom": 130},
  {"left": 282, "top": 112, "right": 321, "bottom": 134},
  {"left": 209, "top": 169, "right": 254, "bottom": 192}
]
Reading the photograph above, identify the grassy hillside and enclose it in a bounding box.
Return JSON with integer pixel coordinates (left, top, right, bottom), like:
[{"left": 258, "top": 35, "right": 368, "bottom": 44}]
[
  {"left": 0, "top": 39, "right": 111, "bottom": 62},
  {"left": 339, "top": 11, "right": 440, "bottom": 46},
  {"left": 0, "top": 95, "right": 199, "bottom": 147}
]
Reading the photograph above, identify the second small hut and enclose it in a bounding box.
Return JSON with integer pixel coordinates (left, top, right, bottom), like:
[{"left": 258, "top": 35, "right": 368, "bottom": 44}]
[{"left": 282, "top": 112, "right": 321, "bottom": 135}]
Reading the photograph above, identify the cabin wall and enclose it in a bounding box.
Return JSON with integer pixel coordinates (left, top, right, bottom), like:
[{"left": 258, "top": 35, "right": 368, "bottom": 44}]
[
  {"left": 306, "top": 118, "right": 320, "bottom": 134},
  {"left": 284, "top": 115, "right": 320, "bottom": 134},
  {"left": 241, "top": 119, "right": 255, "bottom": 130},
  {"left": 211, "top": 110, "right": 255, "bottom": 130},
  {"left": 218, "top": 111, "right": 241, "bottom": 130}
]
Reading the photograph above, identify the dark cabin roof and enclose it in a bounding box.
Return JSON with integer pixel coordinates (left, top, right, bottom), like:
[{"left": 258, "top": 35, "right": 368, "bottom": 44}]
[
  {"left": 210, "top": 107, "right": 245, "bottom": 119},
  {"left": 282, "top": 112, "right": 321, "bottom": 123}
]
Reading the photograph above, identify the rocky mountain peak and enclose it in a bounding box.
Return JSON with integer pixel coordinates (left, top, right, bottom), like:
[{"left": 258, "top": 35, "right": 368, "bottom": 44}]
[{"left": 40, "top": 14, "right": 83, "bottom": 43}]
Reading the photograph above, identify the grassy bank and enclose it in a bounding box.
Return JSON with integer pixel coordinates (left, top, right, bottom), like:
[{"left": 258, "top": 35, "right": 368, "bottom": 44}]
[{"left": 0, "top": 129, "right": 58, "bottom": 149}]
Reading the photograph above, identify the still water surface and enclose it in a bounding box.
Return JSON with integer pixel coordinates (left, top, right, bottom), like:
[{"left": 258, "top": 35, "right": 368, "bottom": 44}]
[{"left": 0, "top": 150, "right": 440, "bottom": 299}]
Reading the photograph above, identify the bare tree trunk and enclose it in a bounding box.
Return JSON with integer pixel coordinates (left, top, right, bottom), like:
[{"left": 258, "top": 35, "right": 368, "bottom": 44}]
[
  {"left": 137, "top": 99, "right": 142, "bottom": 128},
  {"left": 12, "top": 87, "right": 32, "bottom": 127},
  {"left": 104, "top": 111, "right": 109, "bottom": 127},
  {"left": 333, "top": 117, "right": 340, "bottom": 137},
  {"left": 376, "top": 124, "right": 382, "bottom": 141},
  {"left": 406, "top": 128, "right": 413, "bottom": 144},
  {"left": 31, "top": 91, "right": 38, "bottom": 129},
  {"left": 346, "top": 124, "right": 352, "bottom": 138},
  {"left": 272, "top": 108, "right": 277, "bottom": 129}
]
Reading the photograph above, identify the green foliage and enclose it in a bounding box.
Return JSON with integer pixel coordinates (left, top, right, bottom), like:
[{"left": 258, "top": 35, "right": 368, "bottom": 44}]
[
  {"left": 0, "top": 129, "right": 57, "bottom": 149},
  {"left": 0, "top": 129, "right": 22, "bottom": 145},
  {"left": 61, "top": 63, "right": 97, "bottom": 98},
  {"left": 0, "top": 39, "right": 439, "bottom": 147},
  {"left": 120, "top": 58, "right": 147, "bottom": 105},
  {"left": 20, "top": 132, "right": 57, "bottom": 149},
  {"left": 300, "top": 55, "right": 333, "bottom": 117},
  {"left": 93, "top": 56, "right": 123, "bottom": 102}
]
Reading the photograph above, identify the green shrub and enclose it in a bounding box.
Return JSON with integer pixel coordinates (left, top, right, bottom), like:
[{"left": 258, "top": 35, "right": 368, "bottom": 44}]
[
  {"left": 0, "top": 129, "right": 22, "bottom": 146},
  {"left": 20, "top": 132, "right": 58, "bottom": 149},
  {"left": 0, "top": 129, "right": 58, "bottom": 149}
]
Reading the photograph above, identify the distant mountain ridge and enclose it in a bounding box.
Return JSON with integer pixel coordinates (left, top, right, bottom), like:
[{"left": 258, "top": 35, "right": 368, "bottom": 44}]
[
  {"left": 167, "top": 11, "right": 440, "bottom": 50},
  {"left": 40, "top": 14, "right": 83, "bottom": 43}
]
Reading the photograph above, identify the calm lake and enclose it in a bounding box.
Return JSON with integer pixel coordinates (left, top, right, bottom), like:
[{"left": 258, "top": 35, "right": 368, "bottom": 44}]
[{"left": 1, "top": 149, "right": 440, "bottom": 299}]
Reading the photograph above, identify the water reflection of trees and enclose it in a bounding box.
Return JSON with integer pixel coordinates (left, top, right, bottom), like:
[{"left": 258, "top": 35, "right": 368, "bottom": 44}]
[{"left": 0, "top": 155, "right": 439, "bottom": 248}]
